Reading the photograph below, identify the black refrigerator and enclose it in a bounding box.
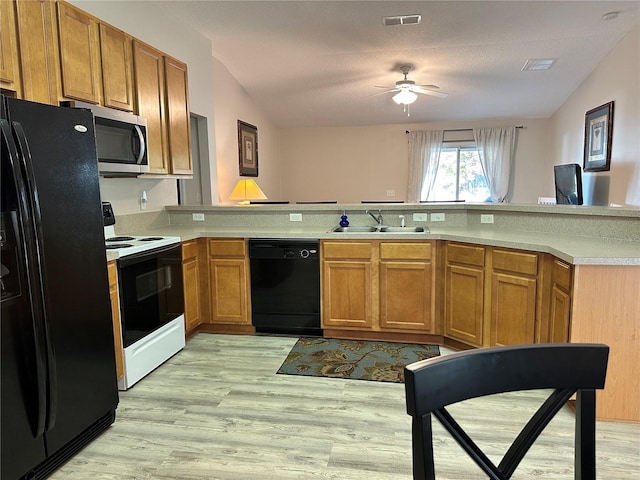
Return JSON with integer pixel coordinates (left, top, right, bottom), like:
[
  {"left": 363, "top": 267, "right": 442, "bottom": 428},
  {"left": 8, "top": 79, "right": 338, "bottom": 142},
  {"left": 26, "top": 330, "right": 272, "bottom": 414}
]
[{"left": 1, "top": 96, "right": 119, "bottom": 479}]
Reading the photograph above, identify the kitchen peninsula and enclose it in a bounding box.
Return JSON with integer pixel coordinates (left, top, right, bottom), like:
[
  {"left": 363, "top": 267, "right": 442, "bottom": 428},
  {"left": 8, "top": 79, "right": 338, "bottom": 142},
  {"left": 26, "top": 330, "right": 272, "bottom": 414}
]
[{"left": 109, "top": 203, "right": 639, "bottom": 423}]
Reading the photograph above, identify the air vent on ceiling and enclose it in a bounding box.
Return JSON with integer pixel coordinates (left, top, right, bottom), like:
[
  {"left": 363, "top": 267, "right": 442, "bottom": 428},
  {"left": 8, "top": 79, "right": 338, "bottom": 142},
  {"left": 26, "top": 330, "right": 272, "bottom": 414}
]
[
  {"left": 522, "top": 58, "right": 557, "bottom": 71},
  {"left": 383, "top": 14, "right": 421, "bottom": 26}
]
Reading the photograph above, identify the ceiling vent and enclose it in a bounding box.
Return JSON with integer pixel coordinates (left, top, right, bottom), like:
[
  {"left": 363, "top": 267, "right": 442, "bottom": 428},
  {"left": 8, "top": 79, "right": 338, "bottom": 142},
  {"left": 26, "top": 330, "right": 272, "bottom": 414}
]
[
  {"left": 383, "top": 14, "right": 421, "bottom": 26},
  {"left": 522, "top": 58, "right": 557, "bottom": 71}
]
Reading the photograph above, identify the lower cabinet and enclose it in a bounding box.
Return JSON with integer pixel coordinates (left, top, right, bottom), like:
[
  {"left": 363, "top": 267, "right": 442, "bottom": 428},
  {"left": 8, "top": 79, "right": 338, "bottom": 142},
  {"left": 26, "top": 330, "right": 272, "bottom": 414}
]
[
  {"left": 379, "top": 242, "right": 434, "bottom": 332},
  {"left": 444, "top": 243, "right": 485, "bottom": 347},
  {"left": 206, "top": 239, "right": 253, "bottom": 333},
  {"left": 107, "top": 261, "right": 124, "bottom": 382},
  {"left": 548, "top": 258, "right": 572, "bottom": 343},
  {"left": 321, "top": 240, "right": 436, "bottom": 337},
  {"left": 444, "top": 242, "right": 541, "bottom": 348},
  {"left": 182, "top": 239, "right": 204, "bottom": 335},
  {"left": 489, "top": 248, "right": 539, "bottom": 346}
]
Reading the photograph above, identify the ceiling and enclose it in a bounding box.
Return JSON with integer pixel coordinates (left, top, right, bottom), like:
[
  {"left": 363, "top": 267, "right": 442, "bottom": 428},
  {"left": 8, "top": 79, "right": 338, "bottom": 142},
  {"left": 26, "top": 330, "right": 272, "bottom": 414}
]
[{"left": 159, "top": 1, "right": 640, "bottom": 128}]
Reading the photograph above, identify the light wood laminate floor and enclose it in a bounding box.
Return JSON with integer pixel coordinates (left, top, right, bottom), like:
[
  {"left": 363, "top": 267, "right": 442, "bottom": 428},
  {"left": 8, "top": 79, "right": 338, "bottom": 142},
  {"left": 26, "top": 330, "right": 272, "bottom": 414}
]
[{"left": 50, "top": 334, "right": 639, "bottom": 479}]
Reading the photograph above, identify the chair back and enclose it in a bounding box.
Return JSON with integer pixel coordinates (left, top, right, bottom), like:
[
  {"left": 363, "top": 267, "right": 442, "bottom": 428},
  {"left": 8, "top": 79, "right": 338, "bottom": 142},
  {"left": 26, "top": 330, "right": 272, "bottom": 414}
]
[{"left": 404, "top": 343, "right": 609, "bottom": 480}]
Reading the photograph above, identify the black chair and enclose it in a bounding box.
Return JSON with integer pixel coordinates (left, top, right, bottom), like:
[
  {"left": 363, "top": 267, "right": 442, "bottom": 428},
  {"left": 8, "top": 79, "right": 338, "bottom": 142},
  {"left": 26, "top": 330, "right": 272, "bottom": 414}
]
[{"left": 404, "top": 343, "right": 609, "bottom": 480}]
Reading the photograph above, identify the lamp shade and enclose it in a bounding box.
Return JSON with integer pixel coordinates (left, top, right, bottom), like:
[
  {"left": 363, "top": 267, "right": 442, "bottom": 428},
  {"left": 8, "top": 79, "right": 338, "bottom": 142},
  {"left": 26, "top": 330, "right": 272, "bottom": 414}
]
[
  {"left": 229, "top": 179, "right": 267, "bottom": 205},
  {"left": 392, "top": 89, "right": 418, "bottom": 105}
]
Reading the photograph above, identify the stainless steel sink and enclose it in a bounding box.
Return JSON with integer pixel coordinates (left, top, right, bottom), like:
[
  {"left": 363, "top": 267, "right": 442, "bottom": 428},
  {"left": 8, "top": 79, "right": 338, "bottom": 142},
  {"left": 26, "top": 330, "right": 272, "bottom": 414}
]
[
  {"left": 379, "top": 226, "right": 427, "bottom": 233},
  {"left": 330, "top": 226, "right": 428, "bottom": 233},
  {"left": 331, "top": 226, "right": 379, "bottom": 233}
]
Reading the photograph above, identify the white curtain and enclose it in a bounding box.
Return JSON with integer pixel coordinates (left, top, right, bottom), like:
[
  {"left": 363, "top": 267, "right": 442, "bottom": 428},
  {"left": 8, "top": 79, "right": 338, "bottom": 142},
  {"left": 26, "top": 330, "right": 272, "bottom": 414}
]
[
  {"left": 473, "top": 127, "right": 516, "bottom": 202},
  {"left": 407, "top": 130, "right": 444, "bottom": 202}
]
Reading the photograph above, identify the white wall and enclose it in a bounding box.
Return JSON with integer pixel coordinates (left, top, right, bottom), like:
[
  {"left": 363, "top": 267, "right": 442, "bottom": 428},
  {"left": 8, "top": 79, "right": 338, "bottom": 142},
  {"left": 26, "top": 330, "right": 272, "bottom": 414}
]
[
  {"left": 71, "top": 0, "right": 219, "bottom": 214},
  {"left": 550, "top": 26, "right": 640, "bottom": 207},
  {"left": 211, "top": 59, "right": 282, "bottom": 204},
  {"left": 280, "top": 118, "right": 551, "bottom": 204}
]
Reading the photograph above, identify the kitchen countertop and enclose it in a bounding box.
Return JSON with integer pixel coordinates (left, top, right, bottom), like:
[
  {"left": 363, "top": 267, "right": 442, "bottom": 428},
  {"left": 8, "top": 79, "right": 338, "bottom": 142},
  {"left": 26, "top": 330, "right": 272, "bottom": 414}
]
[{"left": 107, "top": 224, "right": 640, "bottom": 266}]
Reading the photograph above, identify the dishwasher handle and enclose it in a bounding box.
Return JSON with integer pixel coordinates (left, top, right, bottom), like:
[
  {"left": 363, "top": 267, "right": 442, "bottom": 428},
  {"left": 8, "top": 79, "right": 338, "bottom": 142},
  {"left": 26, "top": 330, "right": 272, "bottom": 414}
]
[{"left": 249, "top": 239, "right": 319, "bottom": 259}]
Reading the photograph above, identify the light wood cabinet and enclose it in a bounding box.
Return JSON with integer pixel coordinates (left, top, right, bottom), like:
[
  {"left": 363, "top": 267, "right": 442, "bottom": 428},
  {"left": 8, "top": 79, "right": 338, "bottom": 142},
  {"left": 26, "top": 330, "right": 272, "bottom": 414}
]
[
  {"left": 0, "top": 0, "right": 21, "bottom": 96},
  {"left": 133, "top": 40, "right": 167, "bottom": 172},
  {"left": 321, "top": 240, "right": 436, "bottom": 338},
  {"left": 445, "top": 243, "right": 542, "bottom": 348},
  {"left": 164, "top": 56, "right": 192, "bottom": 174},
  {"left": 489, "top": 249, "right": 538, "bottom": 346},
  {"left": 379, "top": 242, "right": 434, "bottom": 332},
  {"left": 548, "top": 258, "right": 572, "bottom": 343},
  {"left": 107, "top": 261, "right": 124, "bottom": 381},
  {"left": 133, "top": 41, "right": 192, "bottom": 175},
  {"left": 321, "top": 241, "right": 374, "bottom": 329},
  {"left": 207, "top": 239, "right": 252, "bottom": 331},
  {"left": 182, "top": 239, "right": 204, "bottom": 335},
  {"left": 57, "top": 1, "right": 102, "bottom": 104},
  {"left": 445, "top": 243, "right": 485, "bottom": 347},
  {"left": 14, "top": 0, "right": 61, "bottom": 105},
  {"left": 99, "top": 23, "right": 134, "bottom": 111}
]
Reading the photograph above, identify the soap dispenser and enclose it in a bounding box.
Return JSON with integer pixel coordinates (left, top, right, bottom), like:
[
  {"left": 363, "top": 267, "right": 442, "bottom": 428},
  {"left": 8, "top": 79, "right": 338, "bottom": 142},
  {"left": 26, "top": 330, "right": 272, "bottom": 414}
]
[{"left": 339, "top": 210, "right": 349, "bottom": 227}]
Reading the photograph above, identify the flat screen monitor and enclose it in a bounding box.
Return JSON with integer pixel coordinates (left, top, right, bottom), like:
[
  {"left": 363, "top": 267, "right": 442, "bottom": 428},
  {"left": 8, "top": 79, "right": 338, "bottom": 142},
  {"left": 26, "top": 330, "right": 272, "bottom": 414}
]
[{"left": 554, "top": 163, "right": 583, "bottom": 205}]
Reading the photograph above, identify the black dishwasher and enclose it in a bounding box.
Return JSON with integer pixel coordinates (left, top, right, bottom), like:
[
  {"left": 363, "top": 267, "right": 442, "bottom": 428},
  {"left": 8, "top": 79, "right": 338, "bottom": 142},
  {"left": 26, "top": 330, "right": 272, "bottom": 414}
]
[{"left": 249, "top": 239, "right": 321, "bottom": 336}]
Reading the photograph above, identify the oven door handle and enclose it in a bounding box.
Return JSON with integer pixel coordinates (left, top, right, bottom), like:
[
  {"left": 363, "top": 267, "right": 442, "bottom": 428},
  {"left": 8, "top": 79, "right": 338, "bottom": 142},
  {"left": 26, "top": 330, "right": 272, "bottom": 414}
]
[{"left": 117, "top": 243, "right": 181, "bottom": 267}]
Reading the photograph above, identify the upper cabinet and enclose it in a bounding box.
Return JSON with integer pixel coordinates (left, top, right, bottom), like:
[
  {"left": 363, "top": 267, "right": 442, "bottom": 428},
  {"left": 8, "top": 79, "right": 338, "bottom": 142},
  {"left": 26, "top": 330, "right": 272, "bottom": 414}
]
[
  {"left": 0, "top": 0, "right": 21, "bottom": 96},
  {"left": 134, "top": 40, "right": 192, "bottom": 175},
  {"left": 57, "top": 2, "right": 134, "bottom": 111},
  {"left": 164, "top": 57, "right": 192, "bottom": 174},
  {"left": 133, "top": 40, "right": 168, "bottom": 173},
  {"left": 9, "top": 0, "right": 192, "bottom": 175},
  {"left": 99, "top": 23, "right": 134, "bottom": 111},
  {"left": 57, "top": 1, "right": 102, "bottom": 104},
  {"left": 14, "top": 0, "right": 61, "bottom": 105}
]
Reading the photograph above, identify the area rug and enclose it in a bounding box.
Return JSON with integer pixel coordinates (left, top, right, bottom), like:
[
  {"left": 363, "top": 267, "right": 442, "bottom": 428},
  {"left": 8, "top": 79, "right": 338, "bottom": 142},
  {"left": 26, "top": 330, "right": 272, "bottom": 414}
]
[{"left": 276, "top": 337, "right": 440, "bottom": 383}]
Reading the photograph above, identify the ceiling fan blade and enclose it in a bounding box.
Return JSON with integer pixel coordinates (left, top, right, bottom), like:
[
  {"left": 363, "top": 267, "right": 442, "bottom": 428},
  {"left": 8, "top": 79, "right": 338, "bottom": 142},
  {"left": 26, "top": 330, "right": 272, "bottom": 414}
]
[
  {"left": 417, "top": 84, "right": 440, "bottom": 90},
  {"left": 412, "top": 86, "right": 449, "bottom": 98},
  {"left": 365, "top": 88, "right": 400, "bottom": 98}
]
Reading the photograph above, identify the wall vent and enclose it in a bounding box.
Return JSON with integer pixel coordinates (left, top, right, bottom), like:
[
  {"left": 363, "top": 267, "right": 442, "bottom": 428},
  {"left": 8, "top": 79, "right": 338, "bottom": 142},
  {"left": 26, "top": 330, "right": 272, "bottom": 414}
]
[
  {"left": 383, "top": 15, "right": 421, "bottom": 26},
  {"left": 522, "top": 58, "right": 556, "bottom": 71}
]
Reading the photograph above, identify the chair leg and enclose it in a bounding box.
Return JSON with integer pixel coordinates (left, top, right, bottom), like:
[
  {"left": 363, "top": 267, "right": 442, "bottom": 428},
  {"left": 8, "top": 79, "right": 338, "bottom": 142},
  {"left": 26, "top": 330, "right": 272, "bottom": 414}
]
[
  {"left": 575, "top": 389, "right": 596, "bottom": 480},
  {"left": 413, "top": 415, "right": 436, "bottom": 480}
]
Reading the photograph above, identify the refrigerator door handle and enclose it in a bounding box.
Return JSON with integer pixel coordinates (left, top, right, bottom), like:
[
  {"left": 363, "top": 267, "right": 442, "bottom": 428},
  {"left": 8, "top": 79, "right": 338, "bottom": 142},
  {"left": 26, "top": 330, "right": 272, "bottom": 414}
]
[
  {"left": 11, "top": 121, "right": 58, "bottom": 432},
  {"left": 1, "top": 119, "right": 49, "bottom": 437}
]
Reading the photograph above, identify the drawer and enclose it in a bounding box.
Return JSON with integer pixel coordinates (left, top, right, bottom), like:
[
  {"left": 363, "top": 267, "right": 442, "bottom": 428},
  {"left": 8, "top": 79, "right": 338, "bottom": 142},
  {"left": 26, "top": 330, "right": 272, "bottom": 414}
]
[
  {"left": 447, "top": 243, "right": 485, "bottom": 267},
  {"left": 322, "top": 241, "right": 372, "bottom": 260},
  {"left": 208, "top": 239, "right": 246, "bottom": 258},
  {"left": 380, "top": 241, "right": 431, "bottom": 260},
  {"left": 182, "top": 239, "right": 199, "bottom": 259},
  {"left": 492, "top": 249, "right": 538, "bottom": 276},
  {"left": 552, "top": 259, "right": 572, "bottom": 290}
]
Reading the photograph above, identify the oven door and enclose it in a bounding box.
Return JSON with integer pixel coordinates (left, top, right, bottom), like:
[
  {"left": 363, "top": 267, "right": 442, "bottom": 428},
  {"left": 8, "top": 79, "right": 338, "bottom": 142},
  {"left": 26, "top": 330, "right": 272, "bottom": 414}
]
[{"left": 117, "top": 243, "right": 184, "bottom": 348}]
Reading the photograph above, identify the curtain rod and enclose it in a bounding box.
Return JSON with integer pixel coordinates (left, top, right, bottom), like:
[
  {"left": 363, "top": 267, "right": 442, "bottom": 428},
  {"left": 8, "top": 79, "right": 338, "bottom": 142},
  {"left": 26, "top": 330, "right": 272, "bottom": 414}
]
[{"left": 405, "top": 125, "right": 524, "bottom": 134}]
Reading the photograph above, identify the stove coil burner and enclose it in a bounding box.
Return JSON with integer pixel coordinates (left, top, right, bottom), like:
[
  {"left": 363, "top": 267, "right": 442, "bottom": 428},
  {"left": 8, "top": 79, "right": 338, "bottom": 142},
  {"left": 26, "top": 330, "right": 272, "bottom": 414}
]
[
  {"left": 140, "top": 237, "right": 164, "bottom": 241},
  {"left": 106, "top": 236, "right": 135, "bottom": 242},
  {"left": 106, "top": 243, "right": 134, "bottom": 249}
]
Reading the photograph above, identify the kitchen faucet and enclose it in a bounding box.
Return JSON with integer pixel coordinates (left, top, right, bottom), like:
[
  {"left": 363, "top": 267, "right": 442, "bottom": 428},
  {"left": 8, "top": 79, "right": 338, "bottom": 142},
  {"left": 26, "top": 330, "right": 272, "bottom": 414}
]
[{"left": 366, "top": 209, "right": 383, "bottom": 226}]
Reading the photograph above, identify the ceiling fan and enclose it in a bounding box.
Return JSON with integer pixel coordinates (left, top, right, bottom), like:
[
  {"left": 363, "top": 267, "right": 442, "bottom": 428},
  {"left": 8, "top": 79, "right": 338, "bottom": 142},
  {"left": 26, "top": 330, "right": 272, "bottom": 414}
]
[{"left": 375, "top": 65, "right": 448, "bottom": 115}]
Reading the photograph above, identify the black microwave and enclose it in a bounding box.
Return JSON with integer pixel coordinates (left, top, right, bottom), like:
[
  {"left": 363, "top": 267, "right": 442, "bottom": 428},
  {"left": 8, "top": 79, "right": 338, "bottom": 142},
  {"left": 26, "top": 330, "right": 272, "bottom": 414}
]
[{"left": 63, "top": 101, "right": 149, "bottom": 176}]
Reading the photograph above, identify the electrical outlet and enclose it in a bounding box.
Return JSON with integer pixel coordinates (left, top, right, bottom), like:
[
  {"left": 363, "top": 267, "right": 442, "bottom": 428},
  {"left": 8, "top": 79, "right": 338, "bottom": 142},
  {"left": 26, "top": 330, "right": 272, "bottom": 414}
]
[
  {"left": 481, "top": 214, "right": 494, "bottom": 224},
  {"left": 289, "top": 213, "right": 303, "bottom": 222},
  {"left": 413, "top": 213, "right": 428, "bottom": 222},
  {"left": 431, "top": 213, "right": 445, "bottom": 222},
  {"left": 386, "top": 189, "right": 396, "bottom": 197},
  {"left": 192, "top": 213, "right": 205, "bottom": 222}
]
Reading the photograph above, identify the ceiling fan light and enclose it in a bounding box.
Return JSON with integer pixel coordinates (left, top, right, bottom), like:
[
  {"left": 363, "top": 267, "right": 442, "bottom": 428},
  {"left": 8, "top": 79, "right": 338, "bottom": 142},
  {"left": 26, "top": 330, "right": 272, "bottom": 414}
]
[{"left": 393, "top": 90, "right": 418, "bottom": 105}]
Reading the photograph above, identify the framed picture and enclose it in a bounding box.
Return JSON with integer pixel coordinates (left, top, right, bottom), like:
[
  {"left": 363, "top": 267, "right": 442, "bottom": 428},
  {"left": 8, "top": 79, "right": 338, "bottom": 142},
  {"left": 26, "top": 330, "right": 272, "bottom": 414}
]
[
  {"left": 238, "top": 120, "right": 258, "bottom": 177},
  {"left": 583, "top": 101, "right": 614, "bottom": 172}
]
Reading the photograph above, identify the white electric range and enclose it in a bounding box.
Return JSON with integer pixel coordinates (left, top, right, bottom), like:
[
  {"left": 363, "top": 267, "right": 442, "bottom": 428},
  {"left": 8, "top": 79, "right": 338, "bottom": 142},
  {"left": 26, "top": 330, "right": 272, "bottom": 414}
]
[{"left": 102, "top": 202, "right": 185, "bottom": 390}]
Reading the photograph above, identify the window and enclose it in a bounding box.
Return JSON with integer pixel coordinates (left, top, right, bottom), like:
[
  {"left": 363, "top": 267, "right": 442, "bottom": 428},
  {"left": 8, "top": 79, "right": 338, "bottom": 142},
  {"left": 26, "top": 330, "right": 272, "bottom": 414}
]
[{"left": 424, "top": 146, "right": 490, "bottom": 202}]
